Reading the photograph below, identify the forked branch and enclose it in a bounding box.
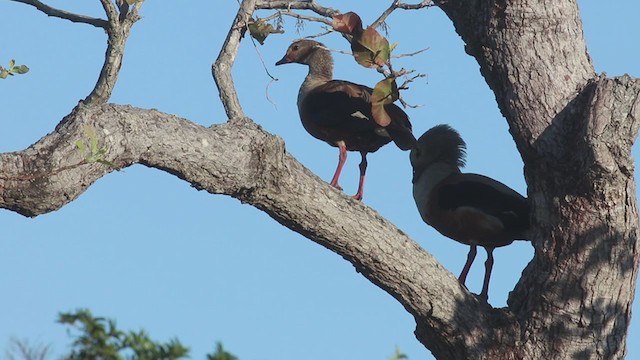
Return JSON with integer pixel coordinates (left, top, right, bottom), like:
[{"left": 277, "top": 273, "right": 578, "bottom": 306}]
[{"left": 84, "top": 0, "right": 144, "bottom": 105}]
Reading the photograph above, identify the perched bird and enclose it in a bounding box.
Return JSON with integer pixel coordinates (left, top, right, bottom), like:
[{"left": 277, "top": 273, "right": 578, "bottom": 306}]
[
  {"left": 275, "top": 39, "right": 416, "bottom": 200},
  {"left": 410, "top": 125, "right": 530, "bottom": 300}
]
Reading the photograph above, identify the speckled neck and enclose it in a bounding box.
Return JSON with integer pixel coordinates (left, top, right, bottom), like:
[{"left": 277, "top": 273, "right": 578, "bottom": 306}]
[{"left": 297, "top": 46, "right": 334, "bottom": 107}]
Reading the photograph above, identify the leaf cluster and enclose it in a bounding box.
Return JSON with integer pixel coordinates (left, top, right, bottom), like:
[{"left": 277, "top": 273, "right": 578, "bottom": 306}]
[
  {"left": 1, "top": 59, "right": 29, "bottom": 79},
  {"left": 58, "top": 309, "right": 189, "bottom": 360},
  {"left": 332, "top": 12, "right": 401, "bottom": 127}
]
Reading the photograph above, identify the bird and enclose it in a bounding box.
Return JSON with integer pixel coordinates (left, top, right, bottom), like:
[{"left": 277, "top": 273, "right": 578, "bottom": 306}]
[
  {"left": 410, "top": 125, "right": 530, "bottom": 301},
  {"left": 275, "top": 39, "right": 416, "bottom": 200}
]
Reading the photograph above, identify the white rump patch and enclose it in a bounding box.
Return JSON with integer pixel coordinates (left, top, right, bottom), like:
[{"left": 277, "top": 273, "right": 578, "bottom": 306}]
[{"left": 350, "top": 111, "right": 369, "bottom": 120}]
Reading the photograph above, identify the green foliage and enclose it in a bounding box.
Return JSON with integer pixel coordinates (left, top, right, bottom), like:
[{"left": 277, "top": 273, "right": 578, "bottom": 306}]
[
  {"left": 58, "top": 309, "right": 189, "bottom": 360},
  {"left": 248, "top": 18, "right": 281, "bottom": 45},
  {"left": 371, "top": 77, "right": 399, "bottom": 126},
  {"left": 388, "top": 346, "right": 409, "bottom": 360},
  {"left": 75, "top": 125, "right": 118, "bottom": 169},
  {"left": 206, "top": 342, "right": 238, "bottom": 360},
  {"left": 0, "top": 59, "right": 29, "bottom": 79}
]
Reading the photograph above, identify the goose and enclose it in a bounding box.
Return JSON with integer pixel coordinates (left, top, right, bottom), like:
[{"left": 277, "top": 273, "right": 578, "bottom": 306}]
[
  {"left": 276, "top": 39, "right": 415, "bottom": 200},
  {"left": 410, "top": 124, "right": 530, "bottom": 300}
]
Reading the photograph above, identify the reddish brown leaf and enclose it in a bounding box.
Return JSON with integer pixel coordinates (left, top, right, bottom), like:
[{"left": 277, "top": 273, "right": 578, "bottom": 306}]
[
  {"left": 371, "top": 104, "right": 391, "bottom": 127},
  {"left": 332, "top": 12, "right": 363, "bottom": 35}
]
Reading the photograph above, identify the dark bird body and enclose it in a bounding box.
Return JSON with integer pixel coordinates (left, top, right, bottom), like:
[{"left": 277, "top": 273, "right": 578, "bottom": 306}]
[
  {"left": 276, "top": 39, "right": 415, "bottom": 199},
  {"left": 411, "top": 125, "right": 530, "bottom": 300}
]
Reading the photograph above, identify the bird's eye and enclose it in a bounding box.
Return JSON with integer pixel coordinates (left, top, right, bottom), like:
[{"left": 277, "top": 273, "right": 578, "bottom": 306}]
[{"left": 292, "top": 45, "right": 299, "bottom": 51}]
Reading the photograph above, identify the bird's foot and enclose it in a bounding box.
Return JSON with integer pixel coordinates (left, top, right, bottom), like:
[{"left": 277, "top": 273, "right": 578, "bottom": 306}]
[{"left": 352, "top": 192, "right": 363, "bottom": 201}]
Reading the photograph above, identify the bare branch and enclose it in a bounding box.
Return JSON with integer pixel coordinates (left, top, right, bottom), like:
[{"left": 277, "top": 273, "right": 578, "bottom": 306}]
[
  {"left": 84, "top": 0, "right": 144, "bottom": 105},
  {"left": 255, "top": 0, "right": 339, "bottom": 18},
  {"left": 99, "top": 0, "right": 120, "bottom": 26},
  {"left": 271, "top": 10, "right": 333, "bottom": 27},
  {"left": 213, "top": 0, "right": 258, "bottom": 121},
  {"left": 9, "top": 0, "right": 108, "bottom": 28},
  {"left": 391, "top": 46, "right": 430, "bottom": 58},
  {"left": 371, "top": 0, "right": 434, "bottom": 29}
]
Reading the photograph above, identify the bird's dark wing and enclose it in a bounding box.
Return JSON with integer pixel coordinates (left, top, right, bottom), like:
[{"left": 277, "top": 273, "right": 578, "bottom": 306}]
[
  {"left": 302, "top": 80, "right": 377, "bottom": 133},
  {"left": 303, "top": 80, "right": 415, "bottom": 149},
  {"left": 438, "top": 174, "right": 530, "bottom": 235}
]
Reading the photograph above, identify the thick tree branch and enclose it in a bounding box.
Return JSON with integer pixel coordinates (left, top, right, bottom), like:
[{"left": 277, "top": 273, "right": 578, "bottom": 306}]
[
  {"left": 0, "top": 103, "right": 516, "bottom": 358},
  {"left": 10, "top": 0, "right": 108, "bottom": 28}
]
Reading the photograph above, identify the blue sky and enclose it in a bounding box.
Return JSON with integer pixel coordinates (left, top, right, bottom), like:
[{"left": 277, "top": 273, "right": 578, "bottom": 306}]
[{"left": 1, "top": 1, "right": 638, "bottom": 359}]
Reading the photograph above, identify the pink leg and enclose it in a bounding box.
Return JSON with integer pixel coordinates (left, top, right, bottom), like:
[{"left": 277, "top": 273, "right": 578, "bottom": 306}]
[
  {"left": 480, "top": 247, "right": 494, "bottom": 301},
  {"left": 458, "top": 245, "right": 477, "bottom": 286},
  {"left": 329, "top": 143, "right": 347, "bottom": 190},
  {"left": 353, "top": 152, "right": 367, "bottom": 200}
]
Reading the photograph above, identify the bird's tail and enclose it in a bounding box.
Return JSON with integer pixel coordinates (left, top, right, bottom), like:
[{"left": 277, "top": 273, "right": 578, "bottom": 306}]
[
  {"left": 388, "top": 125, "right": 417, "bottom": 150},
  {"left": 384, "top": 104, "right": 416, "bottom": 150}
]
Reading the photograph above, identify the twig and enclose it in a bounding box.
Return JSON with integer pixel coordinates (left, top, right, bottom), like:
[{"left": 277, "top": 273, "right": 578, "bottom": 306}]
[
  {"left": 371, "top": 0, "right": 434, "bottom": 29},
  {"left": 9, "top": 0, "right": 108, "bottom": 28},
  {"left": 391, "top": 47, "right": 430, "bottom": 58},
  {"left": 304, "top": 28, "right": 334, "bottom": 39},
  {"left": 272, "top": 10, "right": 333, "bottom": 27},
  {"left": 256, "top": 0, "right": 339, "bottom": 18}
]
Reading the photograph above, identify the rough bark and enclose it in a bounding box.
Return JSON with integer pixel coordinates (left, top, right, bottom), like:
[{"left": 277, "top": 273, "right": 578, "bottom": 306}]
[
  {"left": 435, "top": 0, "right": 640, "bottom": 358},
  {"left": 2, "top": 0, "right": 639, "bottom": 359}
]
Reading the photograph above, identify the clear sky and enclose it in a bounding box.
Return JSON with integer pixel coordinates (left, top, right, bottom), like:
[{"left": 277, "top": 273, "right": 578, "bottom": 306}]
[{"left": 1, "top": 1, "right": 638, "bottom": 359}]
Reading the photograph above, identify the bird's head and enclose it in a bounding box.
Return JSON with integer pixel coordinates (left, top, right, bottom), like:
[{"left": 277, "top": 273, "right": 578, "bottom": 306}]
[
  {"left": 410, "top": 124, "right": 467, "bottom": 180},
  {"left": 275, "top": 39, "right": 327, "bottom": 66}
]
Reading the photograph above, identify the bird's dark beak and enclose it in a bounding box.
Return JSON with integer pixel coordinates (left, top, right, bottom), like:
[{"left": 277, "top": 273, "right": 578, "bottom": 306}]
[{"left": 275, "top": 55, "right": 290, "bottom": 66}]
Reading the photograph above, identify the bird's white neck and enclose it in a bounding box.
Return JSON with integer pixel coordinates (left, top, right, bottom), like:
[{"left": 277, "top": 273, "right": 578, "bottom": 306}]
[{"left": 412, "top": 163, "right": 459, "bottom": 222}]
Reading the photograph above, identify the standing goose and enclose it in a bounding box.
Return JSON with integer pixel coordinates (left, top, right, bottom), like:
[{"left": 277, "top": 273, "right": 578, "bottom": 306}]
[
  {"left": 410, "top": 125, "right": 530, "bottom": 300},
  {"left": 276, "top": 39, "right": 416, "bottom": 200}
]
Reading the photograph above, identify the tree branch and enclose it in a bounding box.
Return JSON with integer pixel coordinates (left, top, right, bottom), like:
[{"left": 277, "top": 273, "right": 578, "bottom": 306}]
[
  {"left": 9, "top": 0, "right": 108, "bottom": 28},
  {"left": 255, "top": 0, "right": 339, "bottom": 17},
  {"left": 212, "top": 0, "right": 258, "bottom": 121},
  {"left": 371, "top": 0, "right": 434, "bottom": 29},
  {"left": 0, "top": 102, "right": 517, "bottom": 358},
  {"left": 83, "top": 0, "right": 144, "bottom": 105}
]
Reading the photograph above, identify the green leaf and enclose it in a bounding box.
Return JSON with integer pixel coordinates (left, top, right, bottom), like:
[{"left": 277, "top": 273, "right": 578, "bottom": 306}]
[
  {"left": 351, "top": 27, "right": 390, "bottom": 68},
  {"left": 75, "top": 140, "right": 86, "bottom": 156},
  {"left": 371, "top": 77, "right": 399, "bottom": 105},
  {"left": 331, "top": 12, "right": 363, "bottom": 35},
  {"left": 248, "top": 18, "right": 277, "bottom": 45},
  {"left": 13, "top": 64, "right": 29, "bottom": 74},
  {"left": 0, "top": 70, "right": 8, "bottom": 79},
  {"left": 8, "top": 59, "right": 15, "bottom": 69},
  {"left": 370, "top": 77, "right": 399, "bottom": 127}
]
